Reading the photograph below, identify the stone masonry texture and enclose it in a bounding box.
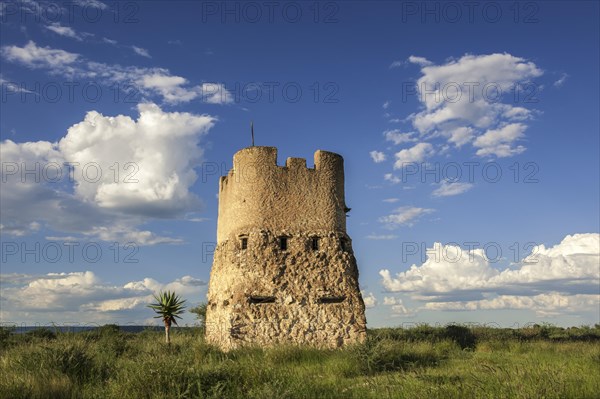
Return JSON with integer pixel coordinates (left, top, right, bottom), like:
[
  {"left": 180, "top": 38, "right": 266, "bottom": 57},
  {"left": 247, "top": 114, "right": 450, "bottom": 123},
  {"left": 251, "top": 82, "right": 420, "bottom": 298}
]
[{"left": 205, "top": 146, "right": 367, "bottom": 350}]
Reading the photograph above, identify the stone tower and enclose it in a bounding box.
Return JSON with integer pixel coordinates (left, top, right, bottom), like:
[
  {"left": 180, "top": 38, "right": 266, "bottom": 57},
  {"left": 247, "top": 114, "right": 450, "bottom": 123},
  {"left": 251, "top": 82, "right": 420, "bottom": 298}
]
[{"left": 205, "top": 146, "right": 366, "bottom": 350}]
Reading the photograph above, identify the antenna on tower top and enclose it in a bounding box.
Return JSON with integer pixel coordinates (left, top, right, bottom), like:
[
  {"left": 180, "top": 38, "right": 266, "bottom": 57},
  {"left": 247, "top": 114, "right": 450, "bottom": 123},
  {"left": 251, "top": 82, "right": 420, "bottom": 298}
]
[{"left": 251, "top": 121, "right": 255, "bottom": 147}]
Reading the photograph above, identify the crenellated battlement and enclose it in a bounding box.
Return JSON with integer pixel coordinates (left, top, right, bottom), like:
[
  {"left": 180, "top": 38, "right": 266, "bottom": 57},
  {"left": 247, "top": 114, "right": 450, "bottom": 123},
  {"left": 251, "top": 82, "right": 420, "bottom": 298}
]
[
  {"left": 220, "top": 147, "right": 344, "bottom": 188},
  {"left": 216, "top": 146, "right": 347, "bottom": 243},
  {"left": 285, "top": 157, "right": 306, "bottom": 169}
]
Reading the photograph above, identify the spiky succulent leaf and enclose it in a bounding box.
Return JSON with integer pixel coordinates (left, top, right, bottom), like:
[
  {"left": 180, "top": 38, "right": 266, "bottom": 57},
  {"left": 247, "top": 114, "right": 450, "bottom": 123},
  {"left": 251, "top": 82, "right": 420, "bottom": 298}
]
[{"left": 147, "top": 290, "right": 187, "bottom": 325}]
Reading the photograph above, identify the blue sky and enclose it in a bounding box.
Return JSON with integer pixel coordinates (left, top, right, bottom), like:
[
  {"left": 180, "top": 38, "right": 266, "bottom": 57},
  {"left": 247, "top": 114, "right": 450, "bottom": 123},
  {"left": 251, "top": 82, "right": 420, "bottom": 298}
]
[{"left": 1, "top": 0, "right": 598, "bottom": 328}]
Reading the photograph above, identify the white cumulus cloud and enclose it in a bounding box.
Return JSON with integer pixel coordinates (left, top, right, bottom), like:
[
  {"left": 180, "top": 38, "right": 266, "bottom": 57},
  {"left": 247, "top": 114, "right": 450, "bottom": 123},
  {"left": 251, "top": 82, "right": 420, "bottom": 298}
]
[
  {"left": 383, "top": 296, "right": 399, "bottom": 305},
  {"left": 0, "top": 104, "right": 216, "bottom": 244},
  {"left": 369, "top": 150, "right": 386, "bottom": 163},
  {"left": 393, "top": 142, "right": 434, "bottom": 169},
  {"left": 473, "top": 123, "right": 527, "bottom": 158},
  {"left": 379, "top": 234, "right": 600, "bottom": 317},
  {"left": 405, "top": 53, "right": 543, "bottom": 158},
  {"left": 384, "top": 173, "right": 401, "bottom": 184},
  {"left": 384, "top": 129, "right": 417, "bottom": 145},
  {"left": 0, "top": 271, "right": 206, "bottom": 323},
  {"left": 59, "top": 103, "right": 215, "bottom": 216},
  {"left": 362, "top": 292, "right": 378, "bottom": 308},
  {"left": 423, "top": 293, "right": 599, "bottom": 318}
]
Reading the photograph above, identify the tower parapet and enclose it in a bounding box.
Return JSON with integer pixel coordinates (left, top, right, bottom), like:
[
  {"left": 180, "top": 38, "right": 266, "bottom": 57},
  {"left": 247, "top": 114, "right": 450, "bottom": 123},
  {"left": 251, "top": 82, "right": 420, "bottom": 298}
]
[
  {"left": 206, "top": 146, "right": 366, "bottom": 350},
  {"left": 217, "top": 147, "right": 347, "bottom": 243}
]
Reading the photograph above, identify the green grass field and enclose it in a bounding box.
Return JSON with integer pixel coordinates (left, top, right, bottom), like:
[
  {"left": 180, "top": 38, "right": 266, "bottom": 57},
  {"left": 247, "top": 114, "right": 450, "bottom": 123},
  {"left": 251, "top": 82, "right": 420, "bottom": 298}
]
[{"left": 1, "top": 324, "right": 599, "bottom": 399}]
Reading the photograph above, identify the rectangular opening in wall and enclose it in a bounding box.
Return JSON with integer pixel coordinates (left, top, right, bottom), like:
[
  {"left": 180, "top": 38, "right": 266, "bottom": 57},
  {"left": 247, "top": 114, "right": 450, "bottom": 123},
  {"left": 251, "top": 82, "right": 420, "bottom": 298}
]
[
  {"left": 279, "top": 236, "right": 288, "bottom": 251},
  {"left": 311, "top": 237, "right": 319, "bottom": 251},
  {"left": 318, "top": 296, "right": 346, "bottom": 304},
  {"left": 240, "top": 237, "right": 248, "bottom": 250},
  {"left": 249, "top": 296, "right": 276, "bottom": 304}
]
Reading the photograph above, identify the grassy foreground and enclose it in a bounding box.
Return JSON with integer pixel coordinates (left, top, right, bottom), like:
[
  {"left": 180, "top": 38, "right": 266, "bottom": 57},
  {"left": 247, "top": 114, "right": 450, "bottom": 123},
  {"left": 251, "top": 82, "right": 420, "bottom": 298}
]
[{"left": 1, "top": 324, "right": 599, "bottom": 399}]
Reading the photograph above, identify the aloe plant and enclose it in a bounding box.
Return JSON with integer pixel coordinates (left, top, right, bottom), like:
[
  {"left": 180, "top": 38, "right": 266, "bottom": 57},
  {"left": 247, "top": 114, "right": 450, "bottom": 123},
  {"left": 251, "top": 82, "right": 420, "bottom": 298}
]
[{"left": 147, "top": 291, "right": 186, "bottom": 344}]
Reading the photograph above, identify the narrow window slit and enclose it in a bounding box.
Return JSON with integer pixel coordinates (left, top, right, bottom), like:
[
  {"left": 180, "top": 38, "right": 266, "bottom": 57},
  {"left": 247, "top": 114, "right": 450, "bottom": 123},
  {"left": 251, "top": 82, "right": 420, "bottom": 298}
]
[
  {"left": 311, "top": 237, "right": 319, "bottom": 251},
  {"left": 249, "top": 296, "right": 276, "bottom": 304},
  {"left": 279, "top": 236, "right": 288, "bottom": 251},
  {"left": 318, "top": 296, "right": 346, "bottom": 304},
  {"left": 240, "top": 237, "right": 248, "bottom": 250}
]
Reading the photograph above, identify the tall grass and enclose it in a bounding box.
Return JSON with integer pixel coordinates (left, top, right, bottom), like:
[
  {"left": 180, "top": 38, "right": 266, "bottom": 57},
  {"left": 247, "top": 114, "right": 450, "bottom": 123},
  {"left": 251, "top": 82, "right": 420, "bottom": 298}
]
[{"left": 1, "top": 324, "right": 598, "bottom": 399}]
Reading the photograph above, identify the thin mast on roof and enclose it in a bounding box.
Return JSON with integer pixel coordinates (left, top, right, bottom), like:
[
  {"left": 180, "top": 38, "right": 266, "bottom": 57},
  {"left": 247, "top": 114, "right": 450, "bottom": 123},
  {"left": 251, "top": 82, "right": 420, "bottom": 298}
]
[{"left": 251, "top": 121, "right": 255, "bottom": 146}]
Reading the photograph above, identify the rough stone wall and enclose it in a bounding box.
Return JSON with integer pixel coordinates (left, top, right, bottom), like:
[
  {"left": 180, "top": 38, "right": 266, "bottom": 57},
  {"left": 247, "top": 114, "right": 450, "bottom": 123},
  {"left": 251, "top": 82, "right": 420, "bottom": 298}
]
[
  {"left": 216, "top": 147, "right": 347, "bottom": 243},
  {"left": 206, "top": 147, "right": 366, "bottom": 350}
]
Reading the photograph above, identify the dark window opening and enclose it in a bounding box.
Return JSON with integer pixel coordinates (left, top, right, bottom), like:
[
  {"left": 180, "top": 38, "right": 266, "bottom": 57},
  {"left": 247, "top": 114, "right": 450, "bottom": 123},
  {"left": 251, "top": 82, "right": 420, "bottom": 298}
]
[
  {"left": 318, "top": 296, "right": 346, "bottom": 304},
  {"left": 279, "top": 236, "right": 288, "bottom": 251},
  {"left": 249, "top": 296, "right": 276, "bottom": 304},
  {"left": 311, "top": 237, "right": 319, "bottom": 251},
  {"left": 240, "top": 237, "right": 248, "bottom": 250},
  {"left": 340, "top": 238, "right": 348, "bottom": 251}
]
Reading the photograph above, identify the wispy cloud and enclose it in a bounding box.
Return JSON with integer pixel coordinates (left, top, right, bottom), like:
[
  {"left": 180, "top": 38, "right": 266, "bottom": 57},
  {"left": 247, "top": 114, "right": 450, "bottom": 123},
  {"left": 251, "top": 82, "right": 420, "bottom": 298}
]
[
  {"left": 2, "top": 41, "right": 79, "bottom": 69},
  {"left": 432, "top": 180, "right": 473, "bottom": 197},
  {"left": 201, "top": 83, "right": 233, "bottom": 104},
  {"left": 132, "top": 46, "right": 151, "bottom": 58},
  {"left": 379, "top": 206, "right": 435, "bottom": 228},
  {"left": 384, "top": 129, "right": 417, "bottom": 145},
  {"left": 45, "top": 23, "right": 83, "bottom": 41},
  {"left": 407, "top": 55, "right": 432, "bottom": 66},
  {"left": 73, "top": 0, "right": 108, "bottom": 9},
  {"left": 366, "top": 234, "right": 398, "bottom": 240},
  {"left": 1, "top": 41, "right": 232, "bottom": 105},
  {"left": 389, "top": 60, "right": 404, "bottom": 69},
  {"left": 553, "top": 73, "right": 569, "bottom": 87}
]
